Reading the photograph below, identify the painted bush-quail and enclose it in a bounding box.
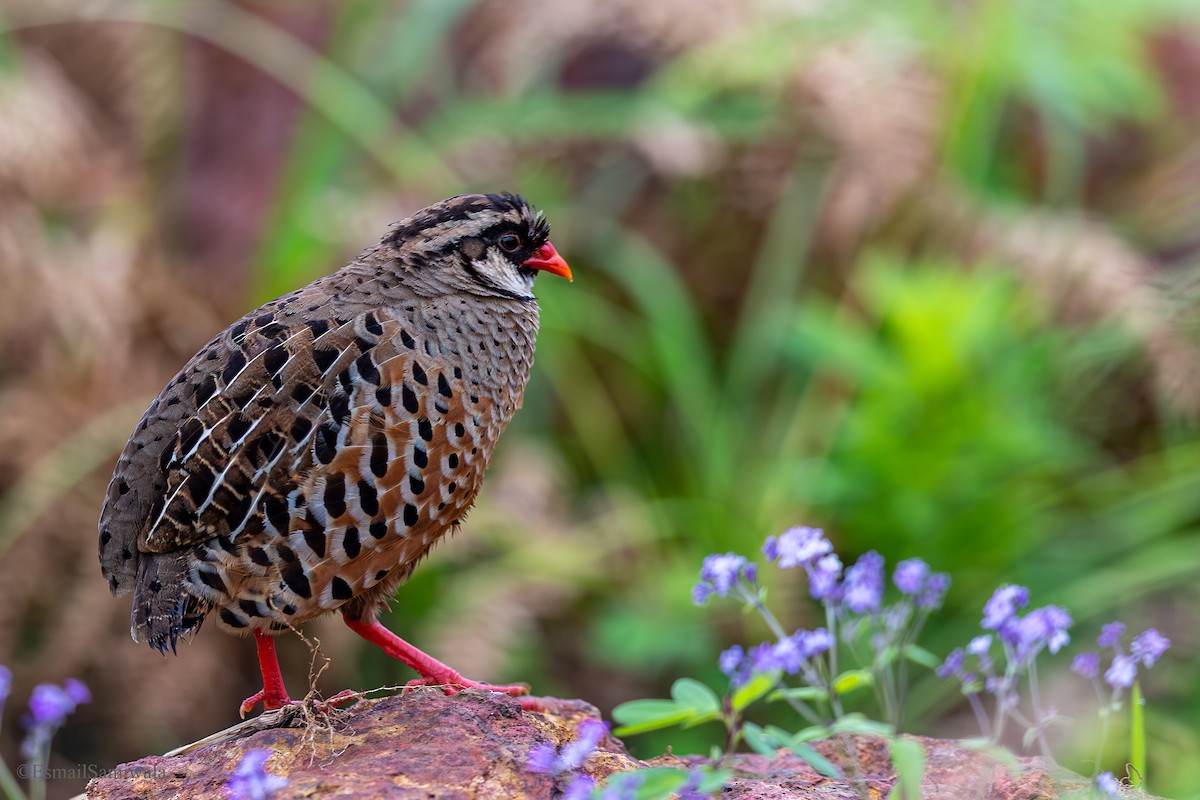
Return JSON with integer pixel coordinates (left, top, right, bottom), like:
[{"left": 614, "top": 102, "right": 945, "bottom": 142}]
[{"left": 98, "top": 193, "right": 571, "bottom": 715}]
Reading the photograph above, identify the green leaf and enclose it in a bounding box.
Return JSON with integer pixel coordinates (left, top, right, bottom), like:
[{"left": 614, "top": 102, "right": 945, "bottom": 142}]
[
  {"left": 671, "top": 678, "right": 721, "bottom": 716},
  {"left": 611, "top": 699, "right": 692, "bottom": 736},
  {"left": 832, "top": 669, "right": 873, "bottom": 694},
  {"left": 1131, "top": 680, "right": 1146, "bottom": 784},
  {"left": 741, "top": 723, "right": 779, "bottom": 757},
  {"left": 830, "top": 713, "right": 895, "bottom": 738},
  {"left": 787, "top": 743, "right": 842, "bottom": 778},
  {"left": 768, "top": 686, "right": 829, "bottom": 703},
  {"left": 886, "top": 737, "right": 926, "bottom": 800},
  {"left": 732, "top": 671, "right": 779, "bottom": 711},
  {"left": 901, "top": 644, "right": 943, "bottom": 670}
]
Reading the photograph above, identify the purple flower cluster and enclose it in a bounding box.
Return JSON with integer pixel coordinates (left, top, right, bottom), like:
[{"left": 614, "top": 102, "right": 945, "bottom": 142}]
[
  {"left": 227, "top": 750, "right": 288, "bottom": 800},
  {"left": 20, "top": 677, "right": 91, "bottom": 760},
  {"left": 692, "top": 553, "right": 758, "bottom": 606},
  {"left": 979, "top": 584, "right": 1072, "bottom": 663},
  {"left": 527, "top": 718, "right": 608, "bottom": 798},
  {"left": 1072, "top": 624, "right": 1170, "bottom": 693},
  {"left": 761, "top": 527, "right": 949, "bottom": 613},
  {"left": 719, "top": 628, "right": 833, "bottom": 688}
]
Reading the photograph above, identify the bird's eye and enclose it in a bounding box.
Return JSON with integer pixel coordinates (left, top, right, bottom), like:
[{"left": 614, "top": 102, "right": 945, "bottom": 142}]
[{"left": 497, "top": 233, "right": 522, "bottom": 253}]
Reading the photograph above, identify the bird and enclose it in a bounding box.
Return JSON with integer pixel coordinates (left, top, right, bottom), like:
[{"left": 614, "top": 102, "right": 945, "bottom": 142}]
[{"left": 98, "top": 192, "right": 572, "bottom": 716}]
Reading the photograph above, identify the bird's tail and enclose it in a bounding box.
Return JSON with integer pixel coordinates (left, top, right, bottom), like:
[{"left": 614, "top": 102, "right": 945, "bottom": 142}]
[{"left": 131, "top": 552, "right": 207, "bottom": 654}]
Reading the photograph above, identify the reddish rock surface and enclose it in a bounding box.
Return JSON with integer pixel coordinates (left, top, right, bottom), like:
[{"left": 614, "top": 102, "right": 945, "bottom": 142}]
[{"left": 83, "top": 689, "right": 1152, "bottom": 799}]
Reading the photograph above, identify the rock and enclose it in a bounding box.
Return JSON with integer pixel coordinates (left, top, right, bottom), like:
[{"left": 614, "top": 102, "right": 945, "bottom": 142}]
[{"left": 83, "top": 690, "right": 1153, "bottom": 799}]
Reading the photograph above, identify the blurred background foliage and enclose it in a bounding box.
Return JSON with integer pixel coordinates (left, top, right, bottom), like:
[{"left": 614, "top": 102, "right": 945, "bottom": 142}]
[{"left": 0, "top": 0, "right": 1199, "bottom": 796}]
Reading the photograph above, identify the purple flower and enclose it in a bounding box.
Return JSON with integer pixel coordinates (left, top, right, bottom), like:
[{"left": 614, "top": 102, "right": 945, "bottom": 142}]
[
  {"left": 1097, "top": 622, "right": 1125, "bottom": 648},
  {"left": 694, "top": 554, "right": 755, "bottom": 605},
  {"left": 599, "top": 773, "right": 645, "bottom": 800},
  {"left": 719, "top": 645, "right": 744, "bottom": 678},
  {"left": 27, "top": 684, "right": 76, "bottom": 728},
  {"left": 0, "top": 666, "right": 10, "bottom": 707},
  {"left": 915, "top": 572, "right": 950, "bottom": 610},
  {"left": 806, "top": 554, "right": 842, "bottom": 601},
  {"left": 1014, "top": 605, "right": 1072, "bottom": 657},
  {"left": 563, "top": 775, "right": 595, "bottom": 800},
  {"left": 1131, "top": 629, "right": 1170, "bottom": 668},
  {"left": 842, "top": 551, "right": 884, "bottom": 614},
  {"left": 62, "top": 678, "right": 91, "bottom": 706},
  {"left": 966, "top": 635, "right": 992, "bottom": 657},
  {"left": 770, "top": 636, "right": 806, "bottom": 675},
  {"left": 1096, "top": 771, "right": 1120, "bottom": 797},
  {"left": 748, "top": 642, "right": 779, "bottom": 674},
  {"left": 936, "top": 648, "right": 965, "bottom": 680},
  {"left": 892, "top": 559, "right": 929, "bottom": 595},
  {"left": 1105, "top": 655, "right": 1137, "bottom": 689},
  {"left": 227, "top": 750, "right": 288, "bottom": 800},
  {"left": 528, "top": 719, "right": 607, "bottom": 775},
  {"left": 982, "top": 585, "right": 1029, "bottom": 630},
  {"left": 677, "top": 769, "right": 706, "bottom": 800},
  {"left": 1071, "top": 652, "right": 1100, "bottom": 680},
  {"left": 763, "top": 527, "right": 831, "bottom": 569}
]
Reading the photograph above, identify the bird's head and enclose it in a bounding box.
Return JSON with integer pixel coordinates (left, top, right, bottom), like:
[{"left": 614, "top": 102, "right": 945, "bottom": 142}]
[{"left": 383, "top": 193, "right": 572, "bottom": 300}]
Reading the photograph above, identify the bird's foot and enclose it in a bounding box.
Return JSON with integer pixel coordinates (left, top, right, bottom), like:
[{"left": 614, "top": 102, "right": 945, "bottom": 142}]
[{"left": 239, "top": 688, "right": 360, "bottom": 719}]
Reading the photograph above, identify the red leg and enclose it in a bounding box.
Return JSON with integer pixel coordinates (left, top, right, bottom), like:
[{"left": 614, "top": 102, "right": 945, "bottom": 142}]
[
  {"left": 344, "top": 617, "right": 536, "bottom": 707},
  {"left": 239, "top": 630, "right": 294, "bottom": 718}
]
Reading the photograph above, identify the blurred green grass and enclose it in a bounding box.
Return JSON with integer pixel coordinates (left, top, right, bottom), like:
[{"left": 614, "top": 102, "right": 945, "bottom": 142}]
[{"left": 3, "top": 0, "right": 1200, "bottom": 796}]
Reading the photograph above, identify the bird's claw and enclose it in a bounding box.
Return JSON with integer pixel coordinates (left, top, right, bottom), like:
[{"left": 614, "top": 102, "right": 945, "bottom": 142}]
[{"left": 239, "top": 688, "right": 360, "bottom": 719}]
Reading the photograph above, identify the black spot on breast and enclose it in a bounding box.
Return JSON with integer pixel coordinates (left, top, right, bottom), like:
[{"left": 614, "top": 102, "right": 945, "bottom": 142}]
[
  {"left": 315, "top": 423, "right": 338, "bottom": 464},
  {"left": 248, "top": 546, "right": 272, "bottom": 567},
  {"left": 148, "top": 579, "right": 162, "bottom": 592},
  {"left": 453, "top": 367, "right": 463, "bottom": 379},
  {"left": 375, "top": 385, "right": 392, "bottom": 407},
  {"left": 100, "top": 529, "right": 112, "bottom": 545},
  {"left": 358, "top": 481, "right": 379, "bottom": 516},
  {"left": 229, "top": 319, "right": 250, "bottom": 342},
  {"left": 402, "top": 383, "right": 419, "bottom": 414},
  {"left": 198, "top": 569, "right": 227, "bottom": 594},
  {"left": 356, "top": 353, "right": 380, "bottom": 385},
  {"left": 220, "top": 608, "right": 247, "bottom": 628},
  {"left": 369, "top": 520, "right": 388, "bottom": 539},
  {"left": 221, "top": 350, "right": 247, "bottom": 384},
  {"left": 343, "top": 526, "right": 361, "bottom": 559},
  {"left": 454, "top": 423, "right": 465, "bottom": 438},
  {"left": 375, "top": 570, "right": 389, "bottom": 581},
  {"left": 307, "top": 319, "right": 330, "bottom": 338},
  {"left": 252, "top": 430, "right": 286, "bottom": 462},
  {"left": 437, "top": 373, "right": 452, "bottom": 398},
  {"left": 448, "top": 481, "right": 457, "bottom": 493},
  {"left": 239, "top": 599, "right": 264, "bottom": 617},
  {"left": 166, "top": 396, "right": 181, "bottom": 407},
  {"left": 363, "top": 312, "right": 383, "bottom": 336},
  {"left": 282, "top": 603, "right": 297, "bottom": 615},
  {"left": 354, "top": 335, "right": 373, "bottom": 353},
  {"left": 412, "top": 362, "right": 427, "bottom": 386},
  {"left": 448, "top": 453, "right": 459, "bottom": 468},
  {"left": 417, "top": 417, "right": 433, "bottom": 442},
  {"left": 370, "top": 433, "right": 389, "bottom": 478},
  {"left": 409, "top": 474, "right": 425, "bottom": 495},
  {"left": 403, "top": 503, "right": 419, "bottom": 526},
  {"left": 283, "top": 566, "right": 312, "bottom": 599},
  {"left": 256, "top": 312, "right": 276, "bottom": 327},
  {"left": 434, "top": 398, "right": 449, "bottom": 414},
  {"left": 324, "top": 474, "right": 347, "bottom": 518},
  {"left": 400, "top": 329, "right": 416, "bottom": 349},
  {"left": 331, "top": 577, "right": 354, "bottom": 601},
  {"left": 313, "top": 346, "right": 339, "bottom": 374},
  {"left": 413, "top": 445, "right": 428, "bottom": 469},
  {"left": 329, "top": 391, "right": 350, "bottom": 425},
  {"left": 303, "top": 523, "right": 327, "bottom": 558}
]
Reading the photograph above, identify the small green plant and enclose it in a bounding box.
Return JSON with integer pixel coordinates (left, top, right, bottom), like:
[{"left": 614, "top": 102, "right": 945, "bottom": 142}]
[{"left": 593, "top": 526, "right": 1171, "bottom": 799}]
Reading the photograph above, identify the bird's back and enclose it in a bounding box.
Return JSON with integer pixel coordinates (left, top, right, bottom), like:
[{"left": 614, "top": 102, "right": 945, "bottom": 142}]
[{"left": 100, "top": 251, "right": 539, "bottom": 651}]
